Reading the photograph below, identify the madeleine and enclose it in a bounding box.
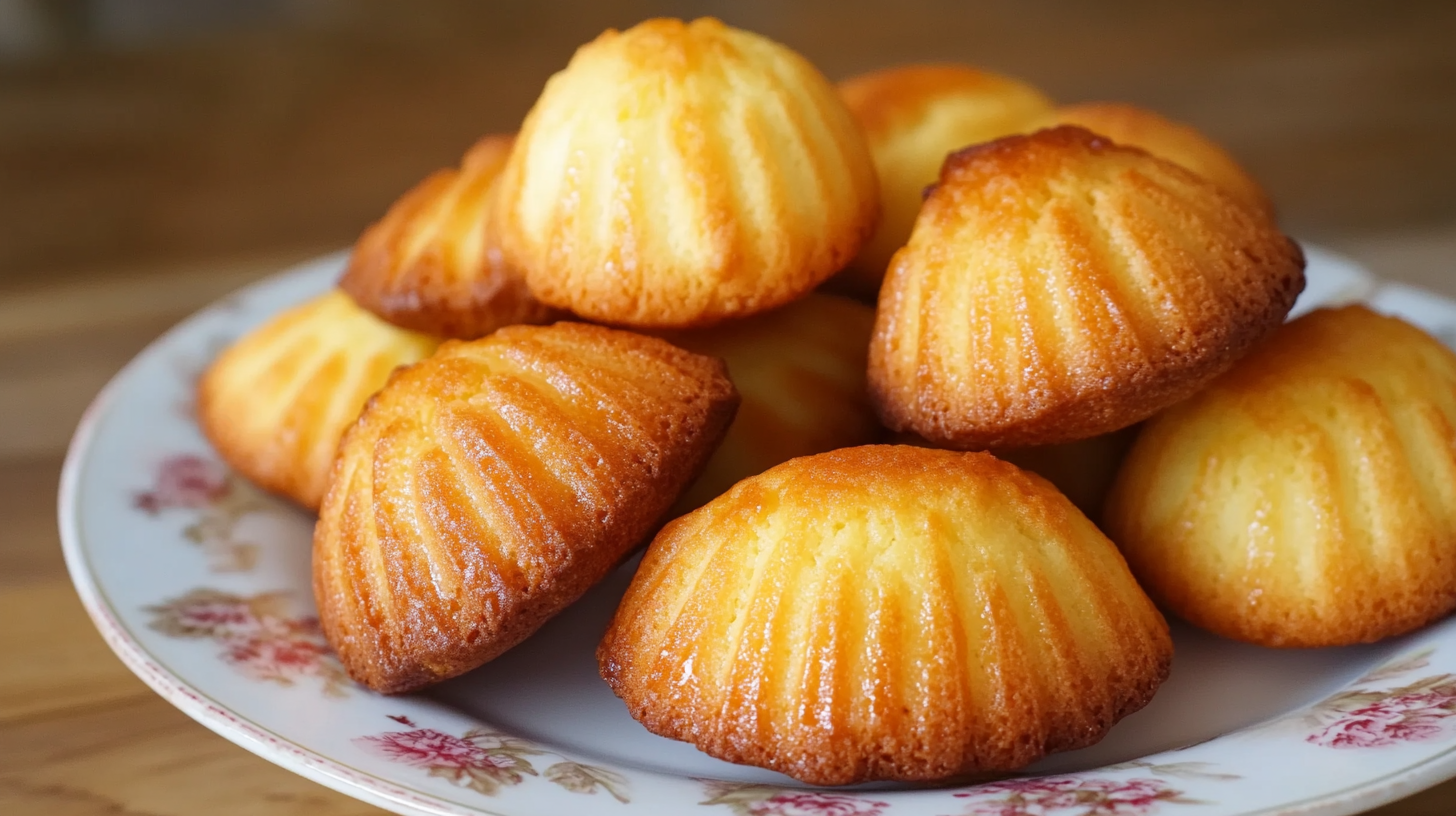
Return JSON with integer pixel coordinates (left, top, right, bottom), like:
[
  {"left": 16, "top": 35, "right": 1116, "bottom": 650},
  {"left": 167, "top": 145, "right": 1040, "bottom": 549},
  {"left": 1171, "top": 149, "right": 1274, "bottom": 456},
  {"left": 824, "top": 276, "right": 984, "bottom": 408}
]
[
  {"left": 833, "top": 64, "right": 1053, "bottom": 298},
  {"left": 313, "top": 322, "right": 737, "bottom": 693},
  {"left": 869, "top": 126, "right": 1305, "bottom": 450},
  {"left": 657, "top": 293, "right": 881, "bottom": 514},
  {"left": 601, "top": 446, "right": 1171, "bottom": 784},
  {"left": 1044, "top": 103, "right": 1273, "bottom": 217},
  {"left": 198, "top": 290, "right": 439, "bottom": 510},
  {"left": 1107, "top": 306, "right": 1456, "bottom": 647},
  {"left": 493, "top": 17, "right": 879, "bottom": 327},
  {"left": 340, "top": 134, "right": 556, "bottom": 339}
]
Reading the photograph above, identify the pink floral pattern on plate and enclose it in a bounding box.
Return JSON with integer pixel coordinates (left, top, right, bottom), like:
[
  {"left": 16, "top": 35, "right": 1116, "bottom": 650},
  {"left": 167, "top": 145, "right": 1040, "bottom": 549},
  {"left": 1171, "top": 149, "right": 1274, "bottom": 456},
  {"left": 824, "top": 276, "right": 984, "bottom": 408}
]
[
  {"left": 134, "top": 454, "right": 270, "bottom": 572},
  {"left": 146, "top": 588, "right": 352, "bottom": 696},
  {"left": 952, "top": 776, "right": 1199, "bottom": 816},
  {"left": 1299, "top": 649, "right": 1456, "bottom": 748},
  {"left": 698, "top": 781, "right": 888, "bottom": 816},
  {"left": 357, "top": 718, "right": 629, "bottom": 802}
]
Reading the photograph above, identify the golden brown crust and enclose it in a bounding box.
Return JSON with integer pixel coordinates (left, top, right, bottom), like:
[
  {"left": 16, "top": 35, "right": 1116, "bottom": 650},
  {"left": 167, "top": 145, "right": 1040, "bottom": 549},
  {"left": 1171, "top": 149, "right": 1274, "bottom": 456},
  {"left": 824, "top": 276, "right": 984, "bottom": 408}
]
[
  {"left": 1106, "top": 306, "right": 1456, "bottom": 647},
  {"left": 340, "top": 134, "right": 558, "bottom": 339},
  {"left": 653, "top": 294, "right": 882, "bottom": 514},
  {"left": 313, "top": 322, "right": 739, "bottom": 693},
  {"left": 1043, "top": 102, "right": 1274, "bottom": 218},
  {"left": 197, "top": 290, "right": 439, "bottom": 510},
  {"left": 831, "top": 64, "right": 1053, "bottom": 299},
  {"left": 868, "top": 126, "right": 1306, "bottom": 450},
  {"left": 493, "top": 18, "right": 880, "bottom": 328},
  {"left": 893, "top": 427, "right": 1140, "bottom": 522},
  {"left": 600, "top": 445, "right": 1171, "bottom": 785}
]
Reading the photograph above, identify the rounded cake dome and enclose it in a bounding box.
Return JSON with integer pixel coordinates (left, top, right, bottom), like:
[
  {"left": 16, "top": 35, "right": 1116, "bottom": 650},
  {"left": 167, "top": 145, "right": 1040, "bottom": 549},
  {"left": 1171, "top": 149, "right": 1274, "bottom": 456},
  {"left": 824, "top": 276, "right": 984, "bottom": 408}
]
[
  {"left": 340, "top": 134, "right": 556, "bottom": 339},
  {"left": 600, "top": 445, "right": 1171, "bottom": 784},
  {"left": 197, "top": 290, "right": 439, "bottom": 510},
  {"left": 493, "top": 17, "right": 880, "bottom": 328},
  {"left": 833, "top": 63, "right": 1053, "bottom": 298},
  {"left": 1106, "top": 305, "right": 1456, "bottom": 647},
  {"left": 869, "top": 125, "right": 1305, "bottom": 450},
  {"left": 313, "top": 322, "right": 738, "bottom": 693}
]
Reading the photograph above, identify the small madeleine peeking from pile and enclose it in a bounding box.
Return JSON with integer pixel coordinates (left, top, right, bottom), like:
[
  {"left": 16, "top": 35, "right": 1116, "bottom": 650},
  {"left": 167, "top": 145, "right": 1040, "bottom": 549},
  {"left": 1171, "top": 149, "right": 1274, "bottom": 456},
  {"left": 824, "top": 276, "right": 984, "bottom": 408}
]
[
  {"left": 339, "top": 134, "right": 557, "bottom": 340},
  {"left": 192, "top": 11, "right": 1456, "bottom": 791},
  {"left": 832, "top": 64, "right": 1054, "bottom": 299},
  {"left": 198, "top": 291, "right": 439, "bottom": 510},
  {"left": 1038, "top": 102, "right": 1275, "bottom": 219},
  {"left": 654, "top": 293, "right": 882, "bottom": 515}
]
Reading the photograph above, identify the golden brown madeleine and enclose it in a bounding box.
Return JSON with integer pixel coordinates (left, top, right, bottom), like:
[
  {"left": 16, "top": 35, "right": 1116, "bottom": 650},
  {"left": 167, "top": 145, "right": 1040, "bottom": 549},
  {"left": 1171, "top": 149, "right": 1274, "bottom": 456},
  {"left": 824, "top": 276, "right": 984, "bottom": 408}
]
[
  {"left": 493, "top": 18, "right": 879, "bottom": 328},
  {"left": 1106, "top": 306, "right": 1456, "bottom": 648},
  {"left": 656, "top": 294, "right": 881, "bottom": 514},
  {"left": 869, "top": 126, "right": 1305, "bottom": 450},
  {"left": 314, "top": 322, "right": 738, "bottom": 693},
  {"left": 600, "top": 446, "right": 1171, "bottom": 785},
  {"left": 833, "top": 64, "right": 1053, "bottom": 299},
  {"left": 340, "top": 134, "right": 556, "bottom": 339},
  {"left": 1043, "top": 103, "right": 1273, "bottom": 217},
  {"left": 197, "top": 290, "right": 439, "bottom": 510}
]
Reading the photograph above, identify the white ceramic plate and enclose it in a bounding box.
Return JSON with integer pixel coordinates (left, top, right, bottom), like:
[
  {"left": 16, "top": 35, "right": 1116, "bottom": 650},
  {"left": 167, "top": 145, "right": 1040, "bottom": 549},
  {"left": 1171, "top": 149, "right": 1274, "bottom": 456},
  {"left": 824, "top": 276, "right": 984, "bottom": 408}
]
[{"left": 61, "top": 245, "right": 1456, "bottom": 816}]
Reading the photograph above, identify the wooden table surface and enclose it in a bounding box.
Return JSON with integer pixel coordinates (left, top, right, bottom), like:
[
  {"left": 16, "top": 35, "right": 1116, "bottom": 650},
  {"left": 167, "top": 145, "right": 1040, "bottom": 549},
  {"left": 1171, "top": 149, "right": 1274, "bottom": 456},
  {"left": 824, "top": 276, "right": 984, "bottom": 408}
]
[{"left": 1, "top": 1, "right": 1453, "bottom": 813}]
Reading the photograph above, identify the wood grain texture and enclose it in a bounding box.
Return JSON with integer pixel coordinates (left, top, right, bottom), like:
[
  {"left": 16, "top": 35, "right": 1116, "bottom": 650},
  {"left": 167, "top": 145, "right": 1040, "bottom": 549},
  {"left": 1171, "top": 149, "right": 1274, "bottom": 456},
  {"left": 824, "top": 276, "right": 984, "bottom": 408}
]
[{"left": 0, "top": 1, "right": 1452, "bottom": 813}]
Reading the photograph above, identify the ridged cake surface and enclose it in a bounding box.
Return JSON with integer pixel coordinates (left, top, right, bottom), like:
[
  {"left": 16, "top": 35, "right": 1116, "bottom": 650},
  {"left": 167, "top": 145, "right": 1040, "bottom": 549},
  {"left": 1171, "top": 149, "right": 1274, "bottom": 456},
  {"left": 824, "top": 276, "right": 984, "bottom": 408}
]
[
  {"left": 493, "top": 17, "right": 879, "bottom": 327},
  {"left": 833, "top": 64, "right": 1053, "bottom": 298},
  {"left": 1044, "top": 103, "right": 1273, "bottom": 217},
  {"left": 198, "top": 290, "right": 439, "bottom": 510},
  {"left": 340, "top": 134, "right": 556, "bottom": 338},
  {"left": 657, "top": 293, "right": 881, "bottom": 514},
  {"left": 869, "top": 126, "right": 1305, "bottom": 450},
  {"left": 313, "top": 322, "right": 738, "bottom": 693},
  {"left": 1106, "top": 306, "right": 1456, "bottom": 647},
  {"left": 600, "top": 445, "right": 1171, "bottom": 784}
]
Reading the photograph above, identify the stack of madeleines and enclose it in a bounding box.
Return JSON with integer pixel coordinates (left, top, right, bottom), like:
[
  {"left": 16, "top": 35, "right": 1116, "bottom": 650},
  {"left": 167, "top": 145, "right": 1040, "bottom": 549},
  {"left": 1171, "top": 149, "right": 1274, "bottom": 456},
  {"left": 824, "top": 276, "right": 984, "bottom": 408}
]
[{"left": 196, "top": 17, "right": 1456, "bottom": 786}]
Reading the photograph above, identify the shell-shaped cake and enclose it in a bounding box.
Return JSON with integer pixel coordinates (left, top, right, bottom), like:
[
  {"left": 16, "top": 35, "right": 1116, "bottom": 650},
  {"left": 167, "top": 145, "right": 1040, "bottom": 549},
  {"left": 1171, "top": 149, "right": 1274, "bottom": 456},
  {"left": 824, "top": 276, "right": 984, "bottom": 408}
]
[
  {"left": 869, "top": 126, "right": 1306, "bottom": 450},
  {"left": 492, "top": 17, "right": 880, "bottom": 328},
  {"left": 314, "top": 322, "right": 739, "bottom": 693},
  {"left": 198, "top": 290, "right": 439, "bottom": 510},
  {"left": 600, "top": 446, "right": 1172, "bottom": 785},
  {"left": 657, "top": 294, "right": 881, "bottom": 514},
  {"left": 1044, "top": 103, "right": 1273, "bottom": 217},
  {"left": 340, "top": 134, "right": 556, "bottom": 339},
  {"left": 833, "top": 64, "right": 1053, "bottom": 298},
  {"left": 1106, "top": 306, "right": 1456, "bottom": 647}
]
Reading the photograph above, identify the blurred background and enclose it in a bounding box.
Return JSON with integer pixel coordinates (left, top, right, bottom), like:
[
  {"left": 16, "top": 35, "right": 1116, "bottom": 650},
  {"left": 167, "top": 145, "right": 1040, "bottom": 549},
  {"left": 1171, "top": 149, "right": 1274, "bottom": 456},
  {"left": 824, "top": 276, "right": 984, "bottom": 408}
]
[{"left": 1, "top": 1, "right": 1453, "bottom": 814}]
